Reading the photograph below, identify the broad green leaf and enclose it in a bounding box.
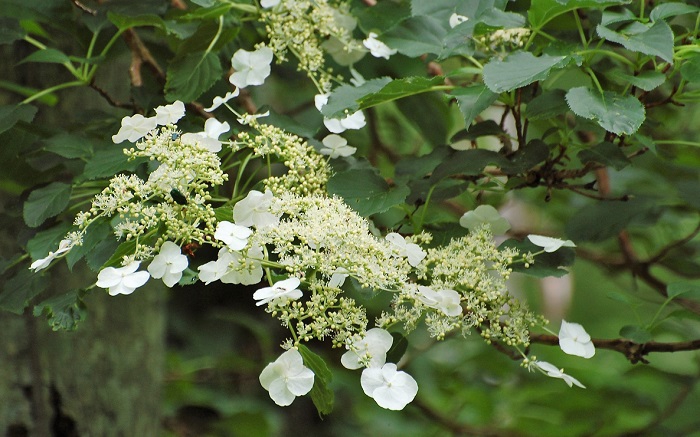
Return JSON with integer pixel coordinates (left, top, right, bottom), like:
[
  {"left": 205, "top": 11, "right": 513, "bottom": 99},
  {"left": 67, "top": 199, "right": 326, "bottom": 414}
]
[
  {"left": 214, "top": 205, "right": 233, "bottom": 223},
  {"left": 382, "top": 16, "right": 446, "bottom": 57},
  {"left": 601, "top": 8, "right": 636, "bottom": 26},
  {"left": 297, "top": 345, "right": 334, "bottom": 416},
  {"left": 565, "top": 198, "right": 661, "bottom": 242},
  {"left": 107, "top": 11, "right": 165, "bottom": 30},
  {"left": 395, "top": 92, "right": 451, "bottom": 147},
  {"left": 386, "top": 332, "right": 408, "bottom": 364},
  {"left": 165, "top": 51, "right": 222, "bottom": 103},
  {"left": 612, "top": 70, "right": 666, "bottom": 91},
  {"left": 430, "top": 149, "right": 508, "bottom": 182},
  {"left": 607, "top": 291, "right": 635, "bottom": 305},
  {"left": 80, "top": 148, "right": 145, "bottom": 181},
  {"left": 0, "top": 104, "right": 37, "bottom": 135},
  {"left": 452, "top": 85, "right": 498, "bottom": 128},
  {"left": 0, "top": 18, "right": 26, "bottom": 44},
  {"left": 33, "top": 289, "right": 86, "bottom": 331},
  {"left": 0, "top": 269, "right": 48, "bottom": 314},
  {"left": 395, "top": 146, "right": 452, "bottom": 178},
  {"left": 86, "top": 237, "right": 120, "bottom": 272},
  {"left": 23, "top": 182, "right": 72, "bottom": 228},
  {"left": 577, "top": 141, "right": 631, "bottom": 170},
  {"left": 43, "top": 133, "right": 96, "bottom": 159},
  {"left": 680, "top": 54, "right": 700, "bottom": 82},
  {"left": 501, "top": 239, "right": 575, "bottom": 278},
  {"left": 525, "top": 89, "right": 569, "bottom": 120},
  {"left": 619, "top": 325, "right": 652, "bottom": 343},
  {"left": 174, "top": 20, "right": 239, "bottom": 57},
  {"left": 356, "top": 76, "right": 445, "bottom": 111},
  {"left": 596, "top": 21, "right": 674, "bottom": 63},
  {"left": 528, "top": 0, "right": 632, "bottom": 29},
  {"left": 503, "top": 140, "right": 550, "bottom": 174},
  {"left": 18, "top": 48, "right": 70, "bottom": 65},
  {"left": 451, "top": 120, "right": 504, "bottom": 142},
  {"left": 321, "top": 78, "right": 392, "bottom": 118},
  {"left": 565, "top": 87, "right": 645, "bottom": 135},
  {"left": 649, "top": 3, "right": 699, "bottom": 22},
  {"left": 483, "top": 52, "right": 567, "bottom": 93},
  {"left": 65, "top": 219, "right": 111, "bottom": 269},
  {"left": 327, "top": 169, "right": 410, "bottom": 217},
  {"left": 356, "top": 0, "right": 411, "bottom": 33},
  {"left": 667, "top": 281, "right": 700, "bottom": 299}
]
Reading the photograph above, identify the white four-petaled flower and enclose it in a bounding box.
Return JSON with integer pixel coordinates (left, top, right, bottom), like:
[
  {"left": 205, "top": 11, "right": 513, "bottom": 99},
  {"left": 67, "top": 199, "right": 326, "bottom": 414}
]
[
  {"left": 341, "top": 328, "right": 393, "bottom": 370},
  {"left": 559, "top": 320, "right": 595, "bottom": 358},
  {"left": 533, "top": 361, "right": 586, "bottom": 388},
  {"left": 363, "top": 32, "right": 397, "bottom": 59},
  {"left": 181, "top": 118, "right": 230, "bottom": 153},
  {"left": 459, "top": 204, "right": 511, "bottom": 235},
  {"left": 528, "top": 234, "right": 576, "bottom": 252},
  {"left": 386, "top": 233, "right": 426, "bottom": 267},
  {"left": 147, "top": 241, "right": 188, "bottom": 287},
  {"left": 320, "top": 134, "right": 356, "bottom": 158},
  {"left": 259, "top": 349, "right": 315, "bottom": 406},
  {"left": 154, "top": 101, "right": 185, "bottom": 125},
  {"left": 361, "top": 363, "right": 418, "bottom": 410},
  {"left": 96, "top": 261, "right": 150, "bottom": 296},
  {"left": 253, "top": 277, "right": 303, "bottom": 306},
  {"left": 233, "top": 189, "right": 280, "bottom": 228},
  {"left": 29, "top": 239, "right": 75, "bottom": 272},
  {"left": 315, "top": 93, "right": 367, "bottom": 133},
  {"left": 112, "top": 114, "right": 158, "bottom": 144},
  {"left": 214, "top": 221, "right": 253, "bottom": 251},
  {"left": 229, "top": 46, "right": 274, "bottom": 88},
  {"left": 416, "top": 285, "right": 463, "bottom": 317}
]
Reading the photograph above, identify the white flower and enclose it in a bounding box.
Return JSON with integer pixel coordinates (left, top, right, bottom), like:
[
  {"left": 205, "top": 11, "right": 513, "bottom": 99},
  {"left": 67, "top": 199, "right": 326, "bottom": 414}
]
[
  {"left": 259, "top": 349, "right": 314, "bottom": 406},
  {"left": 533, "top": 361, "right": 586, "bottom": 388},
  {"left": 341, "top": 328, "right": 393, "bottom": 370},
  {"left": 181, "top": 118, "right": 230, "bottom": 153},
  {"left": 197, "top": 248, "right": 232, "bottom": 285},
  {"left": 449, "top": 13, "right": 469, "bottom": 28},
  {"left": 260, "top": 0, "right": 281, "bottom": 8},
  {"left": 323, "top": 111, "right": 366, "bottom": 133},
  {"left": 237, "top": 110, "right": 270, "bottom": 125},
  {"left": 328, "top": 267, "right": 349, "bottom": 288},
  {"left": 253, "top": 277, "right": 303, "bottom": 306},
  {"left": 204, "top": 89, "right": 240, "bottom": 112},
  {"left": 229, "top": 46, "right": 273, "bottom": 88},
  {"left": 214, "top": 221, "right": 253, "bottom": 251},
  {"left": 386, "top": 233, "right": 426, "bottom": 267},
  {"left": 221, "top": 245, "right": 264, "bottom": 285},
  {"left": 459, "top": 205, "right": 511, "bottom": 235},
  {"left": 363, "top": 32, "right": 397, "bottom": 60},
  {"left": 96, "top": 261, "right": 150, "bottom": 296},
  {"left": 147, "top": 241, "right": 188, "bottom": 287},
  {"left": 361, "top": 363, "right": 418, "bottom": 410},
  {"left": 112, "top": 114, "right": 158, "bottom": 143},
  {"left": 314, "top": 93, "right": 329, "bottom": 111},
  {"left": 528, "top": 234, "right": 576, "bottom": 252},
  {"left": 29, "top": 239, "right": 74, "bottom": 272},
  {"left": 233, "top": 190, "right": 280, "bottom": 228},
  {"left": 154, "top": 101, "right": 185, "bottom": 125},
  {"left": 559, "top": 320, "right": 595, "bottom": 359},
  {"left": 416, "top": 286, "right": 462, "bottom": 317},
  {"left": 320, "top": 134, "right": 356, "bottom": 158}
]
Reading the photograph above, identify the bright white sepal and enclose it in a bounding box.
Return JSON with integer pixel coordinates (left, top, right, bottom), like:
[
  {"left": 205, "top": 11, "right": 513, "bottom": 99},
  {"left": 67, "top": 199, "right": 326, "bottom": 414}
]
[
  {"left": 154, "top": 101, "right": 185, "bottom": 125},
  {"left": 528, "top": 234, "right": 576, "bottom": 252},
  {"left": 259, "top": 349, "right": 314, "bottom": 406},
  {"left": 147, "top": 241, "right": 188, "bottom": 287},
  {"left": 533, "top": 361, "right": 586, "bottom": 388},
  {"left": 386, "top": 233, "right": 426, "bottom": 267},
  {"left": 29, "top": 239, "right": 74, "bottom": 272},
  {"left": 181, "top": 118, "right": 230, "bottom": 153},
  {"left": 111, "top": 114, "right": 157, "bottom": 144},
  {"left": 214, "top": 221, "right": 253, "bottom": 251},
  {"left": 341, "top": 328, "right": 393, "bottom": 369},
  {"left": 363, "top": 32, "right": 397, "bottom": 59},
  {"left": 96, "top": 261, "right": 150, "bottom": 296},
  {"left": 416, "top": 285, "right": 463, "bottom": 317},
  {"left": 320, "top": 134, "right": 356, "bottom": 158},
  {"left": 449, "top": 13, "right": 469, "bottom": 28},
  {"left": 361, "top": 363, "right": 418, "bottom": 410},
  {"left": 204, "top": 89, "right": 239, "bottom": 112},
  {"left": 253, "top": 277, "right": 303, "bottom": 306},
  {"left": 229, "top": 46, "right": 273, "bottom": 88},
  {"left": 233, "top": 189, "right": 279, "bottom": 229},
  {"left": 559, "top": 320, "right": 595, "bottom": 358},
  {"left": 459, "top": 205, "right": 511, "bottom": 235}
]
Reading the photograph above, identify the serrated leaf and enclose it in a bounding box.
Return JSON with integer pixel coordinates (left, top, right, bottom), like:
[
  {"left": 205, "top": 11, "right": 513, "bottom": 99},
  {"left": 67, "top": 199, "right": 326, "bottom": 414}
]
[
  {"left": 101, "top": 239, "right": 137, "bottom": 269},
  {"left": 578, "top": 141, "right": 631, "bottom": 170},
  {"left": 430, "top": 149, "right": 508, "bottom": 182},
  {"left": 565, "top": 87, "right": 645, "bottom": 135},
  {"left": 680, "top": 54, "right": 700, "bottom": 82},
  {"left": 565, "top": 198, "right": 660, "bottom": 242},
  {"left": 452, "top": 120, "right": 504, "bottom": 142},
  {"left": 382, "top": 16, "right": 446, "bottom": 57},
  {"left": 33, "top": 290, "right": 86, "bottom": 331},
  {"left": 483, "top": 52, "right": 567, "bottom": 93},
  {"left": 321, "top": 77, "right": 392, "bottom": 118},
  {"left": 356, "top": 0, "right": 411, "bottom": 33},
  {"left": 86, "top": 238, "right": 120, "bottom": 272},
  {"left": 0, "top": 269, "right": 48, "bottom": 314},
  {"left": 612, "top": 70, "right": 666, "bottom": 91},
  {"left": 80, "top": 148, "right": 145, "bottom": 181},
  {"left": 23, "top": 182, "right": 72, "bottom": 228},
  {"left": 525, "top": 89, "right": 569, "bottom": 120},
  {"left": 528, "top": 0, "right": 632, "bottom": 29},
  {"left": 601, "top": 8, "right": 637, "bottom": 26},
  {"left": 107, "top": 11, "right": 165, "bottom": 30},
  {"left": 619, "top": 325, "right": 652, "bottom": 343},
  {"left": 165, "top": 51, "right": 222, "bottom": 103},
  {"left": 18, "top": 48, "right": 70, "bottom": 65},
  {"left": 65, "top": 219, "right": 111, "bottom": 269},
  {"left": 214, "top": 205, "right": 233, "bottom": 222},
  {"left": 649, "top": 3, "right": 699, "bottom": 22},
  {"left": 596, "top": 21, "right": 674, "bottom": 63},
  {"left": 327, "top": 169, "right": 410, "bottom": 217},
  {"left": 356, "top": 76, "right": 445, "bottom": 111},
  {"left": 0, "top": 104, "right": 37, "bottom": 135},
  {"left": 43, "top": 133, "right": 96, "bottom": 159},
  {"left": 297, "top": 345, "right": 334, "bottom": 416},
  {"left": 396, "top": 92, "right": 450, "bottom": 146},
  {"left": 452, "top": 85, "right": 498, "bottom": 128}
]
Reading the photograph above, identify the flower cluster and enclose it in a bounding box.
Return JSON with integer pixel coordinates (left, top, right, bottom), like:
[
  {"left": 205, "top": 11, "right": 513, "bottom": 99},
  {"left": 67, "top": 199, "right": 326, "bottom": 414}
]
[{"left": 476, "top": 27, "right": 531, "bottom": 52}]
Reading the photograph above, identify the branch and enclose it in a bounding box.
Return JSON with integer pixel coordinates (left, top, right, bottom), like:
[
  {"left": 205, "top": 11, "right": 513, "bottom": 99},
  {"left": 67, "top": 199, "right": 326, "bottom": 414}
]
[
  {"left": 88, "top": 81, "right": 137, "bottom": 110},
  {"left": 122, "top": 29, "right": 166, "bottom": 86},
  {"left": 412, "top": 399, "right": 525, "bottom": 437}
]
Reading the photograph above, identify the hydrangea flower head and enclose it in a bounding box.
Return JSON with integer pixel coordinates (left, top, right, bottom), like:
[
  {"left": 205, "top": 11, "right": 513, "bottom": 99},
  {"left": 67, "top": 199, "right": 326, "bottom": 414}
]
[
  {"left": 229, "top": 46, "right": 274, "bottom": 88},
  {"left": 259, "top": 349, "right": 314, "bottom": 406},
  {"left": 559, "top": 320, "right": 595, "bottom": 358},
  {"left": 147, "top": 241, "right": 188, "bottom": 287},
  {"left": 361, "top": 363, "right": 418, "bottom": 410},
  {"left": 96, "top": 261, "right": 150, "bottom": 296}
]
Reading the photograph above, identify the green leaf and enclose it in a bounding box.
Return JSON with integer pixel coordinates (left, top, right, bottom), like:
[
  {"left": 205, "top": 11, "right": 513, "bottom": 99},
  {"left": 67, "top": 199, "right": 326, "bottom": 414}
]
[
  {"left": 0, "top": 104, "right": 37, "bottom": 135},
  {"left": 577, "top": 141, "right": 631, "bottom": 170},
  {"left": 565, "top": 87, "right": 645, "bottom": 135},
  {"left": 214, "top": 205, "right": 233, "bottom": 223},
  {"left": 65, "top": 219, "right": 111, "bottom": 269},
  {"left": 0, "top": 18, "right": 26, "bottom": 44},
  {"left": 33, "top": 290, "right": 86, "bottom": 331},
  {"left": 649, "top": 3, "right": 699, "bottom": 22},
  {"left": 43, "top": 133, "right": 95, "bottom": 159},
  {"left": 356, "top": 76, "right": 445, "bottom": 111},
  {"left": 483, "top": 52, "right": 567, "bottom": 93},
  {"left": 18, "top": 48, "right": 70, "bottom": 64},
  {"left": 396, "top": 92, "right": 451, "bottom": 147},
  {"left": 601, "top": 8, "right": 637, "bottom": 26},
  {"left": 356, "top": 0, "right": 411, "bottom": 33},
  {"left": 667, "top": 281, "right": 700, "bottom": 299},
  {"left": 0, "top": 269, "right": 48, "bottom": 314},
  {"left": 452, "top": 85, "right": 498, "bottom": 128},
  {"left": 382, "top": 16, "right": 446, "bottom": 57},
  {"left": 322, "top": 77, "right": 392, "bottom": 118},
  {"left": 80, "top": 148, "right": 145, "bottom": 181},
  {"left": 619, "top": 325, "right": 652, "bottom": 343},
  {"left": 430, "top": 149, "right": 508, "bottom": 182},
  {"left": 107, "top": 11, "right": 165, "bottom": 30},
  {"left": 596, "top": 21, "right": 674, "bottom": 64},
  {"left": 386, "top": 332, "right": 409, "bottom": 364},
  {"left": 101, "top": 238, "right": 137, "bottom": 269},
  {"left": 565, "top": 198, "right": 661, "bottom": 242},
  {"left": 26, "top": 222, "right": 73, "bottom": 261},
  {"left": 395, "top": 146, "right": 452, "bottom": 178},
  {"left": 525, "top": 89, "right": 569, "bottom": 120},
  {"left": 680, "top": 54, "right": 700, "bottom": 82},
  {"left": 23, "top": 182, "right": 72, "bottom": 228},
  {"left": 327, "top": 169, "right": 410, "bottom": 217},
  {"left": 503, "top": 140, "right": 550, "bottom": 174},
  {"left": 528, "top": 0, "right": 632, "bottom": 29},
  {"left": 611, "top": 70, "right": 666, "bottom": 92},
  {"left": 297, "top": 345, "right": 334, "bottom": 416},
  {"left": 165, "top": 51, "right": 222, "bottom": 103},
  {"left": 501, "top": 238, "right": 575, "bottom": 278},
  {"left": 452, "top": 120, "right": 504, "bottom": 142}
]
